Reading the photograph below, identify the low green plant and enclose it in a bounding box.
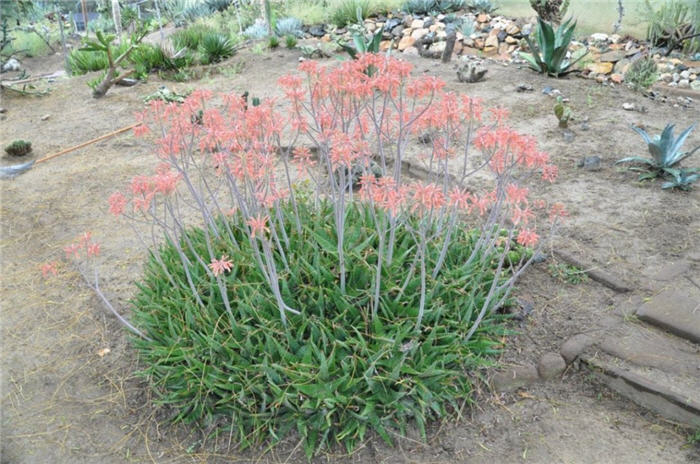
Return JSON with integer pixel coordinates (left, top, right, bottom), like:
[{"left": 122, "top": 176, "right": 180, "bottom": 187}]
[
  {"left": 285, "top": 34, "right": 298, "bottom": 48},
  {"left": 624, "top": 56, "right": 658, "bottom": 92},
  {"left": 460, "top": 17, "right": 477, "bottom": 37},
  {"left": 519, "top": 17, "right": 588, "bottom": 78},
  {"left": 468, "top": 0, "right": 497, "bottom": 14},
  {"left": 553, "top": 96, "right": 572, "bottom": 128},
  {"left": 275, "top": 17, "right": 304, "bottom": 38},
  {"left": 282, "top": 0, "right": 328, "bottom": 26},
  {"left": 331, "top": 0, "right": 371, "bottom": 28},
  {"left": 402, "top": 0, "right": 466, "bottom": 14},
  {"left": 131, "top": 200, "right": 510, "bottom": 457},
  {"left": 662, "top": 168, "right": 699, "bottom": 190},
  {"left": 617, "top": 124, "right": 700, "bottom": 181},
  {"left": 548, "top": 262, "right": 587, "bottom": 284},
  {"left": 172, "top": 24, "right": 211, "bottom": 51},
  {"left": 243, "top": 20, "right": 269, "bottom": 39},
  {"left": 198, "top": 32, "right": 235, "bottom": 64},
  {"left": 642, "top": 0, "right": 699, "bottom": 55},
  {"left": 268, "top": 35, "right": 280, "bottom": 48},
  {"left": 4, "top": 140, "right": 32, "bottom": 157}
]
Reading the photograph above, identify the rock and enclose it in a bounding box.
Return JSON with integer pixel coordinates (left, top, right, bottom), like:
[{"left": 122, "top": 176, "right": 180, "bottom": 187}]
[
  {"left": 672, "top": 72, "right": 680, "bottom": 83},
  {"left": 492, "top": 364, "right": 539, "bottom": 393},
  {"left": 562, "top": 129, "right": 575, "bottom": 143},
  {"left": 678, "top": 79, "right": 690, "bottom": 89},
  {"left": 391, "top": 25, "right": 404, "bottom": 38},
  {"left": 484, "top": 34, "right": 499, "bottom": 48},
  {"left": 411, "top": 28, "right": 429, "bottom": 41},
  {"left": 611, "top": 33, "right": 622, "bottom": 43},
  {"left": 429, "top": 41, "right": 446, "bottom": 55},
  {"left": 505, "top": 35, "right": 518, "bottom": 44},
  {"left": 2, "top": 58, "right": 20, "bottom": 72},
  {"left": 599, "top": 50, "right": 625, "bottom": 62},
  {"left": 506, "top": 24, "right": 520, "bottom": 36},
  {"left": 680, "top": 70, "right": 691, "bottom": 80},
  {"left": 560, "top": 334, "right": 594, "bottom": 364},
  {"left": 40, "top": 114, "right": 50, "bottom": 121},
  {"left": 423, "top": 17, "right": 433, "bottom": 29},
  {"left": 587, "top": 62, "right": 614, "bottom": 74},
  {"left": 660, "top": 72, "right": 673, "bottom": 83},
  {"left": 622, "top": 102, "right": 635, "bottom": 111},
  {"left": 116, "top": 78, "right": 138, "bottom": 87},
  {"left": 537, "top": 352, "right": 566, "bottom": 379},
  {"left": 410, "top": 19, "right": 424, "bottom": 29},
  {"left": 398, "top": 35, "right": 416, "bottom": 51},
  {"left": 691, "top": 80, "right": 700, "bottom": 91},
  {"left": 482, "top": 46, "right": 497, "bottom": 56},
  {"left": 308, "top": 25, "right": 325, "bottom": 37},
  {"left": 379, "top": 40, "right": 393, "bottom": 52},
  {"left": 477, "top": 14, "right": 490, "bottom": 23},
  {"left": 516, "top": 83, "right": 533, "bottom": 92},
  {"left": 0, "top": 107, "right": 6, "bottom": 114},
  {"left": 402, "top": 46, "right": 419, "bottom": 56},
  {"left": 384, "top": 17, "right": 401, "bottom": 32},
  {"left": 590, "top": 33, "right": 609, "bottom": 42},
  {"left": 610, "top": 74, "right": 624, "bottom": 84},
  {"left": 637, "top": 289, "right": 700, "bottom": 344},
  {"left": 577, "top": 156, "right": 602, "bottom": 171},
  {"left": 613, "top": 58, "right": 632, "bottom": 74},
  {"left": 457, "top": 61, "right": 487, "bottom": 83}
]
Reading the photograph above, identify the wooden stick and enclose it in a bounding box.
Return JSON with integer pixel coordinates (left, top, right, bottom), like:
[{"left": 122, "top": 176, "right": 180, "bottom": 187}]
[{"left": 35, "top": 123, "right": 140, "bottom": 165}]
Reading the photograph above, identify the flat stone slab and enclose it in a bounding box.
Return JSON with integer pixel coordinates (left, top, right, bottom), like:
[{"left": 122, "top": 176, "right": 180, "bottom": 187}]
[
  {"left": 636, "top": 289, "right": 700, "bottom": 344},
  {"left": 580, "top": 322, "right": 700, "bottom": 427}
]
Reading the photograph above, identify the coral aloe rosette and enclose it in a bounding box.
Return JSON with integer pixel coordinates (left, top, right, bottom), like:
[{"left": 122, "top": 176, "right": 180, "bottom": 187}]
[{"left": 106, "top": 54, "right": 565, "bottom": 456}]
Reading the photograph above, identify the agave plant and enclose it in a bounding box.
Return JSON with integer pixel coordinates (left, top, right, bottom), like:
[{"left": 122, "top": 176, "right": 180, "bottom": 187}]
[
  {"left": 339, "top": 26, "right": 384, "bottom": 61},
  {"left": 198, "top": 32, "right": 235, "bottom": 64},
  {"left": 662, "top": 168, "right": 699, "bottom": 190},
  {"left": 519, "top": 17, "right": 588, "bottom": 77},
  {"left": 618, "top": 124, "right": 700, "bottom": 180}
]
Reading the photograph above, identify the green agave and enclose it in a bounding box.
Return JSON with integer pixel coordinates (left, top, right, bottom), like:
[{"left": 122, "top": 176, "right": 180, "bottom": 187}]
[{"left": 519, "top": 17, "right": 588, "bottom": 78}]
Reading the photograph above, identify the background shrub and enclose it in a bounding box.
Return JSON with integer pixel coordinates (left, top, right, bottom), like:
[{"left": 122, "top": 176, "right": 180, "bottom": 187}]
[{"left": 331, "top": 0, "right": 371, "bottom": 27}]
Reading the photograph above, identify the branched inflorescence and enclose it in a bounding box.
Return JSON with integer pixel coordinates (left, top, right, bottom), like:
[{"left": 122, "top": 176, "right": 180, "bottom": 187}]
[{"left": 103, "top": 53, "right": 564, "bottom": 336}]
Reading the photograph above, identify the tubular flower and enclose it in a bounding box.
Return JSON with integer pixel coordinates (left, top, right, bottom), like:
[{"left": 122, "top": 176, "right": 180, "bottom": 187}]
[
  {"left": 40, "top": 261, "right": 58, "bottom": 277},
  {"left": 517, "top": 228, "right": 540, "bottom": 248},
  {"left": 209, "top": 255, "right": 233, "bottom": 277},
  {"left": 247, "top": 214, "right": 270, "bottom": 239}
]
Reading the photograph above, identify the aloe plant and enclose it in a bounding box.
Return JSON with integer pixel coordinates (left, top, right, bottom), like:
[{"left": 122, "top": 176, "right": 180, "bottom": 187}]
[
  {"left": 519, "top": 17, "right": 588, "bottom": 77},
  {"left": 618, "top": 124, "right": 700, "bottom": 181}
]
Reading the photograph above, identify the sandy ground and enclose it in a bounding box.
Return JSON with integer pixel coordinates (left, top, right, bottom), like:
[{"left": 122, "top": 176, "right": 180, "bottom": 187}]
[{"left": 1, "top": 47, "right": 699, "bottom": 463}]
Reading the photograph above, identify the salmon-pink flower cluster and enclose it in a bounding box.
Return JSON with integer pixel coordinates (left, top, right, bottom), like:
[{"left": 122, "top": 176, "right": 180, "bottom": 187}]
[
  {"left": 109, "top": 53, "right": 564, "bottom": 333},
  {"left": 64, "top": 232, "right": 100, "bottom": 259},
  {"left": 209, "top": 255, "right": 233, "bottom": 277},
  {"left": 40, "top": 261, "right": 59, "bottom": 277}
]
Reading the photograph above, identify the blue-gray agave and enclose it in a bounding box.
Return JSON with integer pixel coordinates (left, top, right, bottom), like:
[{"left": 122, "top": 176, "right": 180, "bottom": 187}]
[{"left": 617, "top": 124, "right": 700, "bottom": 179}]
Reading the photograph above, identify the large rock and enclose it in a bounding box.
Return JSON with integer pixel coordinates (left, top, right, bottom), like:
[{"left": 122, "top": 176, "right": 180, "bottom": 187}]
[
  {"left": 411, "top": 28, "right": 429, "bottom": 41},
  {"left": 492, "top": 364, "right": 539, "bottom": 393},
  {"left": 636, "top": 288, "right": 700, "bottom": 344},
  {"left": 537, "top": 352, "right": 566, "bottom": 379},
  {"left": 410, "top": 19, "right": 424, "bottom": 29},
  {"left": 484, "top": 34, "right": 499, "bottom": 48},
  {"left": 587, "top": 62, "right": 614, "bottom": 74},
  {"left": 599, "top": 50, "right": 626, "bottom": 63},
  {"left": 398, "top": 35, "right": 416, "bottom": 51},
  {"left": 560, "top": 334, "right": 594, "bottom": 364}
]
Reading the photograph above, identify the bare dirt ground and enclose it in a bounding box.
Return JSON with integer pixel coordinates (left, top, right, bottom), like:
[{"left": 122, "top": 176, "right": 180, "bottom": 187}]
[{"left": 2, "top": 47, "right": 699, "bottom": 463}]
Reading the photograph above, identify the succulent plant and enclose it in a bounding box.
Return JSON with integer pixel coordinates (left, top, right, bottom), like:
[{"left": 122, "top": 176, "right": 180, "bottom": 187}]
[
  {"left": 662, "top": 168, "right": 699, "bottom": 190},
  {"left": 618, "top": 124, "right": 700, "bottom": 180},
  {"left": 519, "top": 17, "right": 588, "bottom": 77},
  {"left": 4, "top": 140, "right": 32, "bottom": 157}
]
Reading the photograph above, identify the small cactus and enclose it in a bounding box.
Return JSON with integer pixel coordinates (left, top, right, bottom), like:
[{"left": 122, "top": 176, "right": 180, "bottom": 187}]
[{"left": 5, "top": 140, "right": 32, "bottom": 157}]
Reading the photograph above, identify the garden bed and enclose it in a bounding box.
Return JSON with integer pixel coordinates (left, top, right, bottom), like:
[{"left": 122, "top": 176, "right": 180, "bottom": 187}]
[{"left": 2, "top": 45, "right": 699, "bottom": 462}]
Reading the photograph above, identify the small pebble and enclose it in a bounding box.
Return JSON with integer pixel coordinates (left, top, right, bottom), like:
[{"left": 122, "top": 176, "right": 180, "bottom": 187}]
[{"left": 41, "top": 114, "right": 50, "bottom": 121}]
